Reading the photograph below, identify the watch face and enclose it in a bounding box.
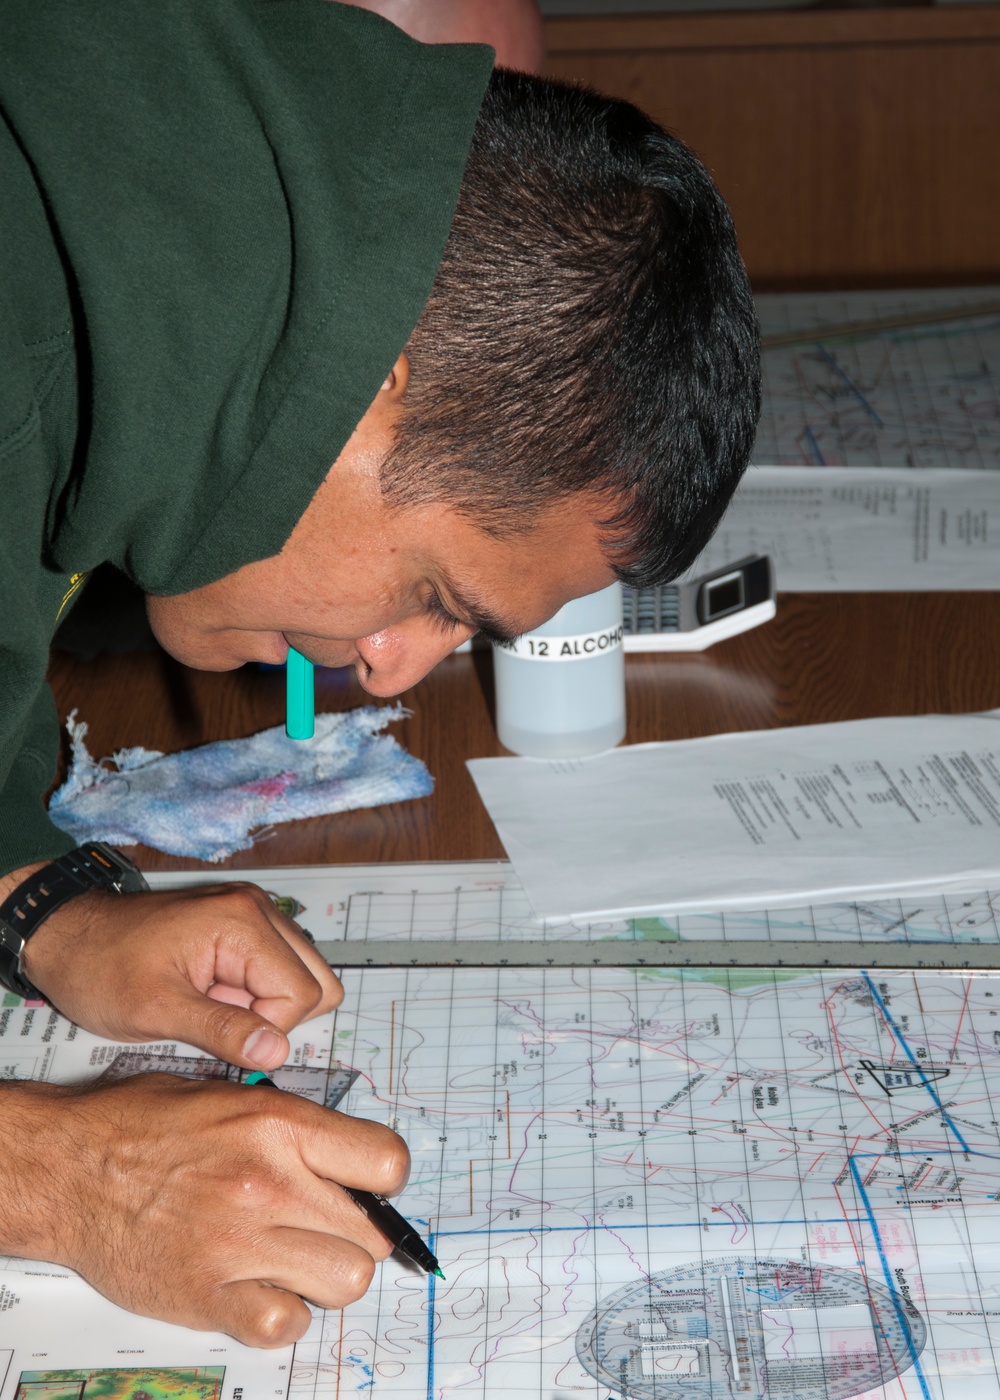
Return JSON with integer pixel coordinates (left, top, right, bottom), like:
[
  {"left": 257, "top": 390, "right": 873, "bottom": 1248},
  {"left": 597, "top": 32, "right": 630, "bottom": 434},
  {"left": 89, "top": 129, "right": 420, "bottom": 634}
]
[{"left": 77, "top": 843, "right": 149, "bottom": 894}]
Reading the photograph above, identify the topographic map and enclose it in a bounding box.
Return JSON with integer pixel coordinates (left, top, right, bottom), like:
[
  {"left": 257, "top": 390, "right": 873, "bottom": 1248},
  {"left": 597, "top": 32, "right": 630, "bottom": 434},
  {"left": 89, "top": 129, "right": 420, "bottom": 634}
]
[
  {"left": 754, "top": 289, "right": 1000, "bottom": 470},
  {"left": 292, "top": 963, "right": 1000, "bottom": 1400},
  {"left": 7, "top": 866, "right": 1000, "bottom": 1399}
]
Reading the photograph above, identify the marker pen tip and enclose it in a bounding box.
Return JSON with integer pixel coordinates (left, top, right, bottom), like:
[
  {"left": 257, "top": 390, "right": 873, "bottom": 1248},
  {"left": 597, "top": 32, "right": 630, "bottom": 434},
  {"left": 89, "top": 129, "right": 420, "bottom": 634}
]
[{"left": 433, "top": 1268, "right": 445, "bottom": 1280}]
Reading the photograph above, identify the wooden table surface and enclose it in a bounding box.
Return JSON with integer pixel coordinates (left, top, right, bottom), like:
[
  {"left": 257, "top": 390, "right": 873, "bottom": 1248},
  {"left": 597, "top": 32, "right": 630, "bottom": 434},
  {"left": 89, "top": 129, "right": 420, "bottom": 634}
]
[{"left": 47, "top": 592, "right": 1000, "bottom": 874}]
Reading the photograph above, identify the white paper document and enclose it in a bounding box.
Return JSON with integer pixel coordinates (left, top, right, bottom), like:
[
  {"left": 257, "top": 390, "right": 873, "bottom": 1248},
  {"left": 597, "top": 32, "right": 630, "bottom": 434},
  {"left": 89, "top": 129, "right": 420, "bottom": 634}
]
[
  {"left": 468, "top": 710, "right": 1000, "bottom": 920},
  {"left": 687, "top": 465, "right": 1000, "bottom": 590}
]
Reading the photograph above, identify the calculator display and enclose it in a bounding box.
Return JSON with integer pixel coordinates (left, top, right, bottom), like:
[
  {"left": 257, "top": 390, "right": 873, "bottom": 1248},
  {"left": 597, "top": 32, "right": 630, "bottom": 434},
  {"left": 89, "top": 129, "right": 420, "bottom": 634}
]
[{"left": 701, "top": 570, "right": 744, "bottom": 619}]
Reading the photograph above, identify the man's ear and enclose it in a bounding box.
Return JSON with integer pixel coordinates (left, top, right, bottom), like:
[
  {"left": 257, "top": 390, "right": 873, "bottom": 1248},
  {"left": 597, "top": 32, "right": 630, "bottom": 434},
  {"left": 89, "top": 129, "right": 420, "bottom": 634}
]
[{"left": 379, "top": 352, "right": 410, "bottom": 401}]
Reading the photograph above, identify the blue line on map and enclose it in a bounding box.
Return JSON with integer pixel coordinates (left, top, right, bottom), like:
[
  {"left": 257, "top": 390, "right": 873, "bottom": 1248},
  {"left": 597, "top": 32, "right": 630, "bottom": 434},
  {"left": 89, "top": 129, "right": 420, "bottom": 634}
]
[
  {"left": 421, "top": 1217, "right": 857, "bottom": 1397},
  {"left": 815, "top": 343, "right": 885, "bottom": 427},
  {"left": 849, "top": 1156, "right": 932, "bottom": 1400},
  {"left": 861, "top": 971, "right": 972, "bottom": 1151},
  {"left": 426, "top": 1233, "right": 437, "bottom": 1400},
  {"left": 803, "top": 424, "right": 826, "bottom": 464}
]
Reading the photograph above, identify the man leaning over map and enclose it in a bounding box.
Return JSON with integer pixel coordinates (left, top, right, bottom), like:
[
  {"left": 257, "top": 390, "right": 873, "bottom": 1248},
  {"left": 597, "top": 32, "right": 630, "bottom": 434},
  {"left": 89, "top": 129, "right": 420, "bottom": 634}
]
[{"left": 0, "top": 0, "right": 760, "bottom": 1346}]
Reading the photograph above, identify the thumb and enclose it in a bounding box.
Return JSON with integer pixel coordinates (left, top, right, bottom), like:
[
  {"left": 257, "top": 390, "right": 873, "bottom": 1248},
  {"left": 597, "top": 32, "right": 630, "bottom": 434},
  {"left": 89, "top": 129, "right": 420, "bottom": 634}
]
[{"left": 169, "top": 987, "right": 291, "bottom": 1070}]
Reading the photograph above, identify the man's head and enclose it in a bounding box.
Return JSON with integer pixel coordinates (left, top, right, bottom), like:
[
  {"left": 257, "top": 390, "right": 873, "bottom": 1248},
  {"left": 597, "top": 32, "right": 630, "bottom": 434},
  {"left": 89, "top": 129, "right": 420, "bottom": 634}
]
[
  {"left": 147, "top": 70, "right": 760, "bottom": 696},
  {"left": 383, "top": 69, "right": 761, "bottom": 588}
]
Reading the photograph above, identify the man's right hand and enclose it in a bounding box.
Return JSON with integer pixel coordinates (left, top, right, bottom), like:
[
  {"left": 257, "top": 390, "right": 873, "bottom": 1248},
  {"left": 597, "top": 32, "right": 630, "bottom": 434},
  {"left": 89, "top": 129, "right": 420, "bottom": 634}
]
[{"left": 0, "top": 1071, "right": 409, "bottom": 1346}]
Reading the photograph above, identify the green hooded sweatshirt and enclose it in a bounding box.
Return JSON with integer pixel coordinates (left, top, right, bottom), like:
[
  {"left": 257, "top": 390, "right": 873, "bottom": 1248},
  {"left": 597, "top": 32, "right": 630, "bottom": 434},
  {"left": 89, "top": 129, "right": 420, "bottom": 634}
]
[{"left": 0, "top": 0, "right": 492, "bottom": 876}]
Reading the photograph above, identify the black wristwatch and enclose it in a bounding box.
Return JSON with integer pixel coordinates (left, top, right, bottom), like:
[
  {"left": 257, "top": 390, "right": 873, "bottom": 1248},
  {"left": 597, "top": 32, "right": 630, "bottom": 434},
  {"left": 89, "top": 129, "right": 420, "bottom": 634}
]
[{"left": 0, "top": 842, "right": 149, "bottom": 1000}]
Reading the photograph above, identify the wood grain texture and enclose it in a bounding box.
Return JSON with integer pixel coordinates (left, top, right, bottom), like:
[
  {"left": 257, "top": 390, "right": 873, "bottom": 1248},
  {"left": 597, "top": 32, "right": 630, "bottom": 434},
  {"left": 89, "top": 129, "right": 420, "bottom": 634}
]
[
  {"left": 46, "top": 592, "right": 1000, "bottom": 873},
  {"left": 544, "top": 10, "right": 1000, "bottom": 285},
  {"left": 545, "top": 9, "right": 1000, "bottom": 52}
]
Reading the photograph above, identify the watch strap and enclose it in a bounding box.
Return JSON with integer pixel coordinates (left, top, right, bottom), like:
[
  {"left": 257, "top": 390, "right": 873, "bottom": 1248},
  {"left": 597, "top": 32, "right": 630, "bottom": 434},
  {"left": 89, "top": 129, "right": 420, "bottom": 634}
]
[{"left": 0, "top": 843, "right": 149, "bottom": 999}]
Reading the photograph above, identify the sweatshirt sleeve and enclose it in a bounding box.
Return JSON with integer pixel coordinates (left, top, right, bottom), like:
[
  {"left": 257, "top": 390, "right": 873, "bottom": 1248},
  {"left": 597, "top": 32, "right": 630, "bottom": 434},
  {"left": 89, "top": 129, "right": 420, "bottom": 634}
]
[
  {"left": 0, "top": 409, "right": 80, "bottom": 875},
  {"left": 0, "top": 682, "right": 75, "bottom": 878},
  {"left": 0, "top": 0, "right": 493, "bottom": 599},
  {"left": 0, "top": 167, "right": 79, "bottom": 878},
  {"left": 0, "top": 455, "right": 79, "bottom": 874}
]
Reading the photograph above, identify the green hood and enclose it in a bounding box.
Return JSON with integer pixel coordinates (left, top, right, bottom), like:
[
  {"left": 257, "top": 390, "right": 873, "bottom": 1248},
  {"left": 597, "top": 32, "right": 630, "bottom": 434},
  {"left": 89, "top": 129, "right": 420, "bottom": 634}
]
[
  {"left": 0, "top": 0, "right": 491, "bottom": 874},
  {"left": 2, "top": 0, "right": 492, "bottom": 593}
]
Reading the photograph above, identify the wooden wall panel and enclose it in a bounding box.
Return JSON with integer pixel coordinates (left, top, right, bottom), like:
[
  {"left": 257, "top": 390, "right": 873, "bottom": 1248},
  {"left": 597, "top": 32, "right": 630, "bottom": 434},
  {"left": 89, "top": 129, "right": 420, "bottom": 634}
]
[{"left": 544, "top": 9, "right": 1000, "bottom": 287}]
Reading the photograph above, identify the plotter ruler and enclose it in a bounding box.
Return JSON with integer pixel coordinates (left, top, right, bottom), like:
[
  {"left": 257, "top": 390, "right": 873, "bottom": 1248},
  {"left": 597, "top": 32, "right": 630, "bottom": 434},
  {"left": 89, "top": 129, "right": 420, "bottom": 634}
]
[
  {"left": 314, "top": 936, "right": 1000, "bottom": 971},
  {"left": 147, "top": 864, "right": 1000, "bottom": 972}
]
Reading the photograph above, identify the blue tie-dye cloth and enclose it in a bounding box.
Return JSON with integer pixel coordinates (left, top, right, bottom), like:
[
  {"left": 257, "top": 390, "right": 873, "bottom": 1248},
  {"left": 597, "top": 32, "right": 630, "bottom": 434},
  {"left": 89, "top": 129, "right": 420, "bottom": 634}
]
[{"left": 49, "top": 708, "right": 433, "bottom": 862}]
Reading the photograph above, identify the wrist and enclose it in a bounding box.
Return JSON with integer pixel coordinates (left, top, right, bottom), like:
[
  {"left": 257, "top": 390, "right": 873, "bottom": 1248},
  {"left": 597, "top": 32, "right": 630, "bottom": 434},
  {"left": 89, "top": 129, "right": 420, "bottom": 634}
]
[
  {"left": 0, "top": 845, "right": 148, "bottom": 1002},
  {"left": 0, "top": 862, "right": 46, "bottom": 904},
  {"left": 0, "top": 1079, "right": 85, "bottom": 1267},
  {"left": 19, "top": 887, "right": 113, "bottom": 1003}
]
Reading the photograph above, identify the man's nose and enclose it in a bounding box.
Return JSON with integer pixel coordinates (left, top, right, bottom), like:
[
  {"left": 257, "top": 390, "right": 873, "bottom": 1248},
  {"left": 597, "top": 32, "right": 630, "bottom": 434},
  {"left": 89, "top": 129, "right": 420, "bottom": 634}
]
[{"left": 354, "top": 622, "right": 474, "bottom": 697}]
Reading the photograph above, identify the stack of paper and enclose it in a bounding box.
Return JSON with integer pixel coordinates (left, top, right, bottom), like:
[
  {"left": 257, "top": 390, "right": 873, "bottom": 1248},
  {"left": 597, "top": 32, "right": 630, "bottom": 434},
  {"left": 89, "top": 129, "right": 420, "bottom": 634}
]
[{"left": 468, "top": 711, "right": 1000, "bottom": 921}]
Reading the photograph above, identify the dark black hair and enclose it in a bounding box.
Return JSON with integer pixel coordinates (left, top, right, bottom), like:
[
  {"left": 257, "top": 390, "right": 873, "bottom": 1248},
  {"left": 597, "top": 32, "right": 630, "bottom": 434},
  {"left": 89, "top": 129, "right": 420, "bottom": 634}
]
[{"left": 380, "top": 68, "right": 761, "bottom": 587}]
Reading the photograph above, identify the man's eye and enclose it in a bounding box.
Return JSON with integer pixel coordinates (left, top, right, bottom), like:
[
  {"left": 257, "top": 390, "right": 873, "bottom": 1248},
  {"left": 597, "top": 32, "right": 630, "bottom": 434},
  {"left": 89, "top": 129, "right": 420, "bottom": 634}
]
[{"left": 426, "top": 594, "right": 465, "bottom": 634}]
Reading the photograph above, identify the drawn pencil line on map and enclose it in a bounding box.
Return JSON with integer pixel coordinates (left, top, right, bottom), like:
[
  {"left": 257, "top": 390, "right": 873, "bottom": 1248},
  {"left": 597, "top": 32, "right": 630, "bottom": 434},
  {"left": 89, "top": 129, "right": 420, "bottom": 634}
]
[{"left": 761, "top": 299, "right": 1000, "bottom": 351}]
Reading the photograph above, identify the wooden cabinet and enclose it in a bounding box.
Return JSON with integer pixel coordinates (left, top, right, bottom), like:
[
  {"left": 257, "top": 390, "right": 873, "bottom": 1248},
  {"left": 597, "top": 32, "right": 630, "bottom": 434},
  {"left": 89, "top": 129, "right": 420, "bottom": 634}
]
[{"left": 544, "top": 9, "right": 1000, "bottom": 287}]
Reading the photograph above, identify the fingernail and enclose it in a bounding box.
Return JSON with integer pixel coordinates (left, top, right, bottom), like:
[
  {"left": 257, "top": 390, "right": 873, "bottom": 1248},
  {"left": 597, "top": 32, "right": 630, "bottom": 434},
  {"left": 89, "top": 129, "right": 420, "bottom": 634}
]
[{"left": 244, "top": 1026, "right": 284, "bottom": 1068}]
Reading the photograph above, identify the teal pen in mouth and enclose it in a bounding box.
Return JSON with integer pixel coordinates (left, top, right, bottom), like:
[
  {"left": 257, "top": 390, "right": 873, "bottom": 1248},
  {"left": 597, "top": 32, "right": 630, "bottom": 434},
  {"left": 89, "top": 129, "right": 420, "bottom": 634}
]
[{"left": 286, "top": 645, "right": 315, "bottom": 740}]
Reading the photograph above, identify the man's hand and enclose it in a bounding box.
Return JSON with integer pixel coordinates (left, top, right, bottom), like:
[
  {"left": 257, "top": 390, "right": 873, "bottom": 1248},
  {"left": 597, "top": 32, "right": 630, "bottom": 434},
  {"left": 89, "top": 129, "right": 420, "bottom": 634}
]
[
  {"left": 1, "top": 1073, "right": 409, "bottom": 1345},
  {"left": 19, "top": 881, "right": 342, "bottom": 1070}
]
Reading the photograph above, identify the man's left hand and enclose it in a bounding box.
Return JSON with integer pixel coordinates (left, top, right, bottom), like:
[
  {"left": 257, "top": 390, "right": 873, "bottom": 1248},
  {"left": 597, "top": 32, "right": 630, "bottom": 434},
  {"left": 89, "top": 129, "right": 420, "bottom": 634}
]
[{"left": 21, "top": 881, "right": 342, "bottom": 1069}]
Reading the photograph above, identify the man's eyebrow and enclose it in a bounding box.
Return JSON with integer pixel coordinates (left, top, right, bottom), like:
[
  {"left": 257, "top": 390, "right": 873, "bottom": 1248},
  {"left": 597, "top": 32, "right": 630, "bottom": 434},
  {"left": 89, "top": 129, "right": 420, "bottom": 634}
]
[{"left": 435, "top": 570, "right": 524, "bottom": 647}]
